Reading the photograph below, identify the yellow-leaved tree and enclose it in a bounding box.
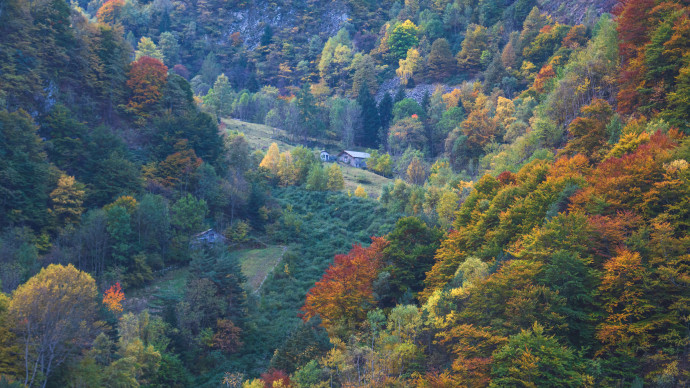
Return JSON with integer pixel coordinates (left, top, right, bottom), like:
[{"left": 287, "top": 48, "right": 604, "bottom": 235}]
[
  {"left": 277, "top": 151, "right": 297, "bottom": 186},
  {"left": 260, "top": 142, "right": 280, "bottom": 174},
  {"left": 0, "top": 293, "right": 20, "bottom": 378},
  {"left": 407, "top": 157, "right": 426, "bottom": 185},
  {"left": 327, "top": 164, "right": 345, "bottom": 191},
  {"left": 396, "top": 48, "right": 422, "bottom": 86},
  {"left": 354, "top": 185, "right": 368, "bottom": 198},
  {"left": 50, "top": 174, "right": 85, "bottom": 226},
  {"left": 436, "top": 189, "right": 459, "bottom": 228},
  {"left": 9, "top": 264, "right": 99, "bottom": 387}
]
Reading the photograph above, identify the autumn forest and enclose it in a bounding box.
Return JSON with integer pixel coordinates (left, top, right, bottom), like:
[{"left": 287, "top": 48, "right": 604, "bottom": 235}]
[{"left": 0, "top": 0, "right": 689, "bottom": 386}]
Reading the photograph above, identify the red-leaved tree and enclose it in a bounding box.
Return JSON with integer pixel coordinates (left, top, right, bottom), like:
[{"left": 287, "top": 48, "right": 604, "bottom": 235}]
[
  {"left": 301, "top": 237, "right": 389, "bottom": 336},
  {"left": 261, "top": 369, "right": 291, "bottom": 387},
  {"left": 126, "top": 56, "right": 167, "bottom": 119}
]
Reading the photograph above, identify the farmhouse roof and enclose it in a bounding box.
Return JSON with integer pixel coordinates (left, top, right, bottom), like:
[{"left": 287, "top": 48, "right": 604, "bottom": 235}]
[
  {"left": 193, "top": 229, "right": 226, "bottom": 241},
  {"left": 340, "top": 150, "right": 371, "bottom": 159}
]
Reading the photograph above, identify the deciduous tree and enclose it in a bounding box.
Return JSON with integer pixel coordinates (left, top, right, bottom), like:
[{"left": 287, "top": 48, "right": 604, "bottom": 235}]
[
  {"left": 96, "top": 0, "right": 124, "bottom": 24},
  {"left": 397, "top": 48, "right": 422, "bottom": 86},
  {"left": 406, "top": 157, "right": 426, "bottom": 185},
  {"left": 352, "top": 54, "right": 378, "bottom": 96},
  {"left": 306, "top": 164, "right": 328, "bottom": 191},
  {"left": 302, "top": 237, "right": 389, "bottom": 336},
  {"left": 9, "top": 264, "right": 99, "bottom": 388},
  {"left": 327, "top": 164, "right": 345, "bottom": 191},
  {"left": 354, "top": 185, "right": 367, "bottom": 198},
  {"left": 126, "top": 57, "right": 168, "bottom": 119},
  {"left": 50, "top": 174, "right": 85, "bottom": 227},
  {"left": 212, "top": 319, "right": 243, "bottom": 354},
  {"left": 388, "top": 116, "right": 427, "bottom": 156},
  {"left": 457, "top": 25, "right": 489, "bottom": 73},
  {"left": 260, "top": 143, "right": 280, "bottom": 174},
  {"left": 388, "top": 20, "right": 420, "bottom": 61},
  {"left": 490, "top": 323, "right": 588, "bottom": 387},
  {"left": 0, "top": 293, "right": 20, "bottom": 378},
  {"left": 426, "top": 38, "right": 456, "bottom": 81},
  {"left": 135, "top": 37, "right": 164, "bottom": 62},
  {"left": 103, "top": 282, "right": 125, "bottom": 314}
]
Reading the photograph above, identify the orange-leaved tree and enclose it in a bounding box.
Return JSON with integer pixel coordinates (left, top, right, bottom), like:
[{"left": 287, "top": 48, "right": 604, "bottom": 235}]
[
  {"left": 103, "top": 282, "right": 125, "bottom": 314},
  {"left": 96, "top": 0, "right": 125, "bottom": 24},
  {"left": 562, "top": 99, "right": 614, "bottom": 162},
  {"left": 261, "top": 369, "right": 291, "bottom": 388},
  {"left": 212, "top": 318, "right": 243, "bottom": 354},
  {"left": 302, "top": 237, "right": 389, "bottom": 337},
  {"left": 144, "top": 140, "right": 203, "bottom": 190},
  {"left": 596, "top": 249, "right": 653, "bottom": 358},
  {"left": 570, "top": 131, "right": 677, "bottom": 216},
  {"left": 126, "top": 56, "right": 168, "bottom": 119}
]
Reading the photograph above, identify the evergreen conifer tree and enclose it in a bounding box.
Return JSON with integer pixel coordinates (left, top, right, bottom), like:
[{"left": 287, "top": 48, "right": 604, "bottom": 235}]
[
  {"left": 356, "top": 82, "right": 381, "bottom": 147},
  {"left": 378, "top": 93, "right": 394, "bottom": 131}
]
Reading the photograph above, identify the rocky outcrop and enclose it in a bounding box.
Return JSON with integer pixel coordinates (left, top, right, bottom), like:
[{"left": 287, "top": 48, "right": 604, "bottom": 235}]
[
  {"left": 376, "top": 77, "right": 461, "bottom": 105},
  {"left": 224, "top": 1, "right": 349, "bottom": 49},
  {"left": 538, "top": 0, "right": 617, "bottom": 25}
]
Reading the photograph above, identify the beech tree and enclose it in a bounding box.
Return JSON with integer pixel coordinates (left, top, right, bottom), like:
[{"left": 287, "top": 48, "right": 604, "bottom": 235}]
[
  {"left": 318, "top": 29, "right": 353, "bottom": 88},
  {"left": 158, "top": 32, "right": 180, "bottom": 66},
  {"left": 302, "top": 237, "right": 389, "bottom": 336},
  {"left": 329, "top": 97, "right": 362, "bottom": 148},
  {"left": 562, "top": 99, "right": 614, "bottom": 161},
  {"left": 212, "top": 319, "right": 243, "bottom": 353},
  {"left": 204, "top": 73, "right": 234, "bottom": 118},
  {"left": 96, "top": 0, "right": 124, "bottom": 24},
  {"left": 0, "top": 293, "right": 20, "bottom": 378},
  {"left": 277, "top": 151, "right": 297, "bottom": 186},
  {"left": 306, "top": 164, "right": 328, "bottom": 191},
  {"left": 388, "top": 116, "right": 427, "bottom": 155},
  {"left": 126, "top": 56, "right": 168, "bottom": 120}
]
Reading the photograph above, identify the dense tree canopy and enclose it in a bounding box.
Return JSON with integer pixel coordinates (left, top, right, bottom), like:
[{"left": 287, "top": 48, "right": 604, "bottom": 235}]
[{"left": 1, "top": 0, "right": 690, "bottom": 386}]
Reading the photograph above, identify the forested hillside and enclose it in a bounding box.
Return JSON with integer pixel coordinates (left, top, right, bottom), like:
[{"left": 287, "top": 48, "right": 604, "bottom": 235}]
[{"left": 0, "top": 0, "right": 689, "bottom": 386}]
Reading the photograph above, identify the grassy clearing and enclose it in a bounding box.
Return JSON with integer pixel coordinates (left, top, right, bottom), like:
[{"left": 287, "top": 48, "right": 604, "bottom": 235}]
[
  {"left": 234, "top": 245, "right": 286, "bottom": 292},
  {"left": 222, "top": 118, "right": 295, "bottom": 152},
  {"left": 222, "top": 118, "right": 392, "bottom": 197},
  {"left": 126, "top": 268, "right": 190, "bottom": 311},
  {"left": 340, "top": 164, "right": 391, "bottom": 198}
]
